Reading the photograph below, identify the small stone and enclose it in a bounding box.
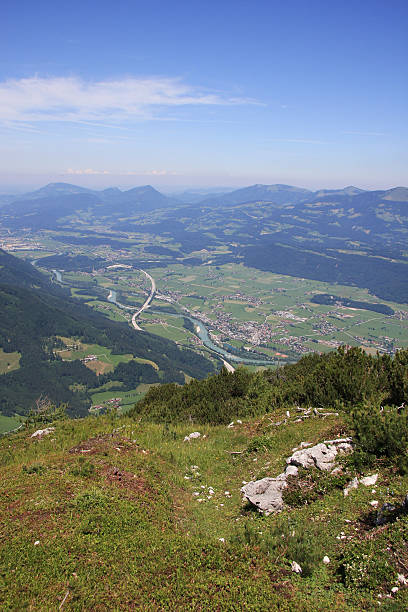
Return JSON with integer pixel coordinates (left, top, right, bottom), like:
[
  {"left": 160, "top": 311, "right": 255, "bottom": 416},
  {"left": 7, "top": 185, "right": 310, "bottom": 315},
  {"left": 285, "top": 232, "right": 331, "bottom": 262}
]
[
  {"left": 31, "top": 427, "right": 55, "bottom": 438},
  {"left": 34, "top": 540, "right": 40, "bottom": 546},
  {"left": 218, "top": 538, "right": 225, "bottom": 543},
  {"left": 391, "top": 587, "right": 399, "bottom": 594},
  {"left": 236, "top": 419, "right": 242, "bottom": 424},
  {"left": 323, "top": 556, "right": 330, "bottom": 564},
  {"left": 397, "top": 574, "right": 408, "bottom": 585},
  {"left": 184, "top": 432, "right": 201, "bottom": 442},
  {"left": 344, "top": 477, "right": 359, "bottom": 497},
  {"left": 291, "top": 561, "right": 302, "bottom": 574},
  {"left": 360, "top": 474, "right": 378, "bottom": 486},
  {"left": 370, "top": 500, "right": 379, "bottom": 507}
]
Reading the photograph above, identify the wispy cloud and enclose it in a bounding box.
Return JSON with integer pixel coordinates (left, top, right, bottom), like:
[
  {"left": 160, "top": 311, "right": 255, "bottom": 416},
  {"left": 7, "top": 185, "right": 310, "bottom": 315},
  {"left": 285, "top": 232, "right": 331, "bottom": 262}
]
[{"left": 0, "top": 75, "right": 256, "bottom": 126}]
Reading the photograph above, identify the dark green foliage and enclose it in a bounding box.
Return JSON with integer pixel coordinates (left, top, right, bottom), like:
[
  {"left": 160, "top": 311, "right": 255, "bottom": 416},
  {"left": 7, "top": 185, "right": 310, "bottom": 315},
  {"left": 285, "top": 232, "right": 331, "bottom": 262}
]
[
  {"left": 246, "top": 434, "right": 275, "bottom": 453},
  {"left": 283, "top": 468, "right": 349, "bottom": 507},
  {"left": 25, "top": 397, "right": 68, "bottom": 425},
  {"left": 132, "top": 347, "right": 408, "bottom": 427},
  {"left": 130, "top": 366, "right": 254, "bottom": 424},
  {"left": 264, "top": 346, "right": 406, "bottom": 410},
  {"left": 22, "top": 463, "right": 46, "bottom": 475},
  {"left": 350, "top": 403, "right": 408, "bottom": 472},
  {"left": 311, "top": 293, "right": 394, "bottom": 315}
]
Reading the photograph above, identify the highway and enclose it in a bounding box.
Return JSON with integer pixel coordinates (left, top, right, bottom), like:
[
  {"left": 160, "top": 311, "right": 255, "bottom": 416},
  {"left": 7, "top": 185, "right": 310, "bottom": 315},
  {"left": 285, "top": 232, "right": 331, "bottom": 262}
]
[{"left": 131, "top": 269, "right": 156, "bottom": 330}]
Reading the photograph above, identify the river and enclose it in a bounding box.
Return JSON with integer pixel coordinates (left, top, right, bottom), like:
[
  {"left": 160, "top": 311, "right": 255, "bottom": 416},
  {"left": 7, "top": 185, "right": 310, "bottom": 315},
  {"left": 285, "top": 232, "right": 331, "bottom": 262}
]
[{"left": 57, "top": 271, "right": 276, "bottom": 367}]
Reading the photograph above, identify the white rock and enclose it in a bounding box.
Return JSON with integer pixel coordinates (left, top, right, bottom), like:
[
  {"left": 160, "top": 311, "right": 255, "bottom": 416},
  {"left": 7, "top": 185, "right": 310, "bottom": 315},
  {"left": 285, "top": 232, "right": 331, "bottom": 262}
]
[
  {"left": 227, "top": 422, "right": 234, "bottom": 428},
  {"left": 291, "top": 561, "right": 302, "bottom": 574},
  {"left": 391, "top": 587, "right": 399, "bottom": 594},
  {"left": 360, "top": 474, "right": 378, "bottom": 486},
  {"left": 218, "top": 538, "right": 225, "bottom": 543},
  {"left": 183, "top": 432, "right": 201, "bottom": 442},
  {"left": 241, "top": 478, "right": 287, "bottom": 514},
  {"left": 343, "top": 477, "right": 359, "bottom": 497},
  {"left": 370, "top": 500, "right": 379, "bottom": 507},
  {"left": 31, "top": 427, "right": 55, "bottom": 438},
  {"left": 284, "top": 465, "right": 299, "bottom": 478},
  {"left": 289, "top": 442, "right": 338, "bottom": 471},
  {"left": 323, "top": 556, "right": 330, "bottom": 564},
  {"left": 34, "top": 540, "right": 40, "bottom": 546},
  {"left": 286, "top": 411, "right": 290, "bottom": 418},
  {"left": 397, "top": 574, "right": 408, "bottom": 585},
  {"left": 236, "top": 419, "right": 242, "bottom": 424}
]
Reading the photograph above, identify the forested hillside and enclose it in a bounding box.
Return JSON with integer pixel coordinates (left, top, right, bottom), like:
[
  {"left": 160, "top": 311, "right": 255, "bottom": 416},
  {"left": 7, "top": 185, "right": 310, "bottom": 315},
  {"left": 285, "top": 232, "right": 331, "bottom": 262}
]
[{"left": 0, "top": 250, "right": 215, "bottom": 417}]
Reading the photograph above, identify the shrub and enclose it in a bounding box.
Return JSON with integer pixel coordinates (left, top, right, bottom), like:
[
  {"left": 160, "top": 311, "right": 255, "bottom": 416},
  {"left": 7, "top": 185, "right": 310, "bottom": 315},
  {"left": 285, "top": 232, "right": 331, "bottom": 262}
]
[
  {"left": 22, "top": 463, "right": 46, "bottom": 475},
  {"left": 283, "top": 469, "right": 349, "bottom": 507},
  {"left": 350, "top": 403, "right": 408, "bottom": 472},
  {"left": 246, "top": 435, "right": 275, "bottom": 454}
]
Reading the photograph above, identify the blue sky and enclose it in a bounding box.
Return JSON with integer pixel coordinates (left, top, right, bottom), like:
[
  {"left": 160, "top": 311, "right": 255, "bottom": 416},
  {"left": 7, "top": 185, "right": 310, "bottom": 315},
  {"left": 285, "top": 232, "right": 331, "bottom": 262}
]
[{"left": 1, "top": 0, "right": 407, "bottom": 191}]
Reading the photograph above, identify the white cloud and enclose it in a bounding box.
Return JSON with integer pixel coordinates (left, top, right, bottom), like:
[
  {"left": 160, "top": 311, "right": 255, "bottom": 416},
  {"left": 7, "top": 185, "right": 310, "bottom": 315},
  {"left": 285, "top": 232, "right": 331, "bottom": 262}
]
[{"left": 0, "top": 75, "right": 255, "bottom": 125}]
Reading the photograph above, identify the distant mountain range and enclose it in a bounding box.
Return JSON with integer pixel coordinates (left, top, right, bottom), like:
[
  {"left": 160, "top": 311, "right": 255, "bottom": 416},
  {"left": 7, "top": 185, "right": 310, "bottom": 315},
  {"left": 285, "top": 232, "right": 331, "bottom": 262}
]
[
  {"left": 0, "top": 183, "right": 180, "bottom": 229},
  {"left": 0, "top": 181, "right": 407, "bottom": 231}
]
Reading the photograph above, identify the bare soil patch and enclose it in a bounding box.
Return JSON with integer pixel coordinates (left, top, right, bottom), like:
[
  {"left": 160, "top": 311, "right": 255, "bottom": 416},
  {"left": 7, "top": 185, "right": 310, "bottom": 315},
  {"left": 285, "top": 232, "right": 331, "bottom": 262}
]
[{"left": 69, "top": 434, "right": 140, "bottom": 456}]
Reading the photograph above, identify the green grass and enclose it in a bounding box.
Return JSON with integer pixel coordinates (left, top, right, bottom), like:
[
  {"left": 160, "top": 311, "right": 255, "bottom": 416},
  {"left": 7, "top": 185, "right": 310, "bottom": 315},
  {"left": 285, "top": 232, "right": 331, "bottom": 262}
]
[
  {"left": 90, "top": 387, "right": 146, "bottom": 410},
  {"left": 0, "top": 414, "right": 22, "bottom": 434},
  {"left": 56, "top": 339, "right": 133, "bottom": 372},
  {"left": 0, "top": 348, "right": 21, "bottom": 374},
  {"left": 1, "top": 408, "right": 408, "bottom": 609}
]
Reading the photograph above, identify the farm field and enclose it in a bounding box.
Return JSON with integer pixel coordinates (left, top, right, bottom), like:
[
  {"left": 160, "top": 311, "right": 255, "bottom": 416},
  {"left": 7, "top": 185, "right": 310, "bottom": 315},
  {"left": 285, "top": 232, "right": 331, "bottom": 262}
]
[
  {"left": 0, "top": 349, "right": 21, "bottom": 375},
  {"left": 12, "top": 231, "right": 408, "bottom": 366},
  {"left": 56, "top": 338, "right": 133, "bottom": 374},
  {"left": 0, "top": 414, "right": 22, "bottom": 434}
]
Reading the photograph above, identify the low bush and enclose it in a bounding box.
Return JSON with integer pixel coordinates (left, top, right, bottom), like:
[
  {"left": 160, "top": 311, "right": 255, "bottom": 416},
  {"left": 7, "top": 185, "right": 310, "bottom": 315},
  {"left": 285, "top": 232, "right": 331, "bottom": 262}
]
[
  {"left": 350, "top": 403, "right": 408, "bottom": 473},
  {"left": 283, "top": 468, "right": 349, "bottom": 507}
]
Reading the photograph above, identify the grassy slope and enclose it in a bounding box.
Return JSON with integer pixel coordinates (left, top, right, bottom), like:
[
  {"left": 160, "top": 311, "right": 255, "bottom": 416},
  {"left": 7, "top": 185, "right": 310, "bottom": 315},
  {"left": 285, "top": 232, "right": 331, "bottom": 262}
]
[{"left": 2, "top": 409, "right": 408, "bottom": 610}]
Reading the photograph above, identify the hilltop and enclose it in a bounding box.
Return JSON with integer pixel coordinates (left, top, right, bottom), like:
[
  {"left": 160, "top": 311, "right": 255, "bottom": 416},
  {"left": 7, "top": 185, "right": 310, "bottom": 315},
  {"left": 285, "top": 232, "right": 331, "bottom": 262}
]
[{"left": 1, "top": 347, "right": 408, "bottom": 610}]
